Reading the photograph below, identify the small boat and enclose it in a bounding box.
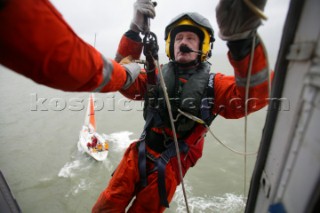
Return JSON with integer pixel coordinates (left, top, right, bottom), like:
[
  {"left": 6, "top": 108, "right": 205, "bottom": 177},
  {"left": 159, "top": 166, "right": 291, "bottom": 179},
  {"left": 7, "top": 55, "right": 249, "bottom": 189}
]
[{"left": 78, "top": 93, "right": 109, "bottom": 161}]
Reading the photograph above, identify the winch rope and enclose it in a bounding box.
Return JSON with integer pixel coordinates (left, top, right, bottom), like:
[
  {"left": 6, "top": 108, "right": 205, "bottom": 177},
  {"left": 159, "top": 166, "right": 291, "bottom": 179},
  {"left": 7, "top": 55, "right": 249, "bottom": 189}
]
[
  {"left": 154, "top": 58, "right": 191, "bottom": 213},
  {"left": 243, "top": 34, "right": 256, "bottom": 197},
  {"left": 140, "top": 3, "right": 190, "bottom": 209},
  {"left": 243, "top": 0, "right": 269, "bottom": 197}
]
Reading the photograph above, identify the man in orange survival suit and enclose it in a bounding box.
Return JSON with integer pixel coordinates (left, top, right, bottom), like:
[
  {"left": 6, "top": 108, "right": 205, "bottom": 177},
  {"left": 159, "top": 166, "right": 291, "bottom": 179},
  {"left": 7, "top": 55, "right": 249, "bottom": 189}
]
[{"left": 93, "top": 0, "right": 270, "bottom": 212}]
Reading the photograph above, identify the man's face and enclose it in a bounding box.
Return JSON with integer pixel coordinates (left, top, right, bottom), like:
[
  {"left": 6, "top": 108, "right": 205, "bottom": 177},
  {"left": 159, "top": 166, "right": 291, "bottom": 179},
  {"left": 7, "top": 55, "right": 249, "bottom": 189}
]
[{"left": 174, "top": 31, "right": 200, "bottom": 64}]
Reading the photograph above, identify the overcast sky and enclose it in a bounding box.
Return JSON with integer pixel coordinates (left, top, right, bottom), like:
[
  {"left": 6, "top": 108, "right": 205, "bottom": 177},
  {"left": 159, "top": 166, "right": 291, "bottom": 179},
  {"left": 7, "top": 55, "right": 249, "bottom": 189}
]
[{"left": 50, "top": 0, "right": 291, "bottom": 67}]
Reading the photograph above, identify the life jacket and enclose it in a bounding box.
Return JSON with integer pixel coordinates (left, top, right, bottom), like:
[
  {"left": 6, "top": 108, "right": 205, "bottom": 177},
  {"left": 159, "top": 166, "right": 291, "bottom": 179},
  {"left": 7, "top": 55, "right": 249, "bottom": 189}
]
[
  {"left": 143, "top": 61, "right": 214, "bottom": 136},
  {"left": 138, "top": 61, "right": 217, "bottom": 207}
]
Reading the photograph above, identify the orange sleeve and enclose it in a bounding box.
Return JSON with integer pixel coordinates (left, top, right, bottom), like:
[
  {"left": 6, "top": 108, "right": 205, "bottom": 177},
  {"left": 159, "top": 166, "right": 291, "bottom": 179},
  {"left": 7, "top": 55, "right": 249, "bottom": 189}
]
[
  {"left": 120, "top": 73, "right": 148, "bottom": 100},
  {"left": 213, "top": 44, "right": 272, "bottom": 119},
  {"left": 116, "top": 35, "right": 144, "bottom": 61},
  {"left": 0, "top": 0, "right": 128, "bottom": 92},
  {"left": 115, "top": 34, "right": 147, "bottom": 100}
]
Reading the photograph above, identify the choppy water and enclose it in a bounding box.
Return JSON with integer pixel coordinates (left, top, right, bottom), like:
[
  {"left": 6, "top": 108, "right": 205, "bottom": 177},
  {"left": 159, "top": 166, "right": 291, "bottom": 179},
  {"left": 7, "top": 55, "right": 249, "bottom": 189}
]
[{"left": 0, "top": 65, "right": 267, "bottom": 212}]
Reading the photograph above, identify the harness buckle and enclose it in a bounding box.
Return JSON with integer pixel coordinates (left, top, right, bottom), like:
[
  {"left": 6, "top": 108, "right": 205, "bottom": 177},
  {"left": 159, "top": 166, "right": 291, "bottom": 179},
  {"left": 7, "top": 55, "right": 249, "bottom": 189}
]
[
  {"left": 161, "top": 130, "right": 173, "bottom": 148},
  {"left": 146, "top": 151, "right": 156, "bottom": 162},
  {"left": 161, "top": 153, "right": 170, "bottom": 164}
]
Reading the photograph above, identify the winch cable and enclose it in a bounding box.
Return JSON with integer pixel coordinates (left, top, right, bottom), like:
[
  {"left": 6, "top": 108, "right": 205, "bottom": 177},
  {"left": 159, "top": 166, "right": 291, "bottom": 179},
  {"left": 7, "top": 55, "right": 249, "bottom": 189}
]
[
  {"left": 243, "top": 34, "right": 270, "bottom": 198},
  {"left": 243, "top": 0, "right": 269, "bottom": 197},
  {"left": 143, "top": 36, "right": 190, "bottom": 213},
  {"left": 142, "top": 18, "right": 191, "bottom": 212},
  {"left": 154, "top": 58, "right": 191, "bottom": 213},
  {"left": 243, "top": 34, "right": 256, "bottom": 198}
]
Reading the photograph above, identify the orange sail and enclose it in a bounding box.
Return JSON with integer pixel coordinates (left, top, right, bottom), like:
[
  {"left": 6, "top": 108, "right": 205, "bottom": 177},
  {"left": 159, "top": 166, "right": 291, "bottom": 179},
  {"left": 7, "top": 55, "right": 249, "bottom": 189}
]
[
  {"left": 84, "top": 93, "right": 96, "bottom": 131},
  {"left": 89, "top": 94, "right": 96, "bottom": 131}
]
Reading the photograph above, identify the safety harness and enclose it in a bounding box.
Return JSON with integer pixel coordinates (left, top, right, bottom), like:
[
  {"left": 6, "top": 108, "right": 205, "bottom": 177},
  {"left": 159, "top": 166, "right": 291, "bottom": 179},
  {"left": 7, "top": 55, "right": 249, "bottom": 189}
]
[{"left": 138, "top": 33, "right": 217, "bottom": 207}]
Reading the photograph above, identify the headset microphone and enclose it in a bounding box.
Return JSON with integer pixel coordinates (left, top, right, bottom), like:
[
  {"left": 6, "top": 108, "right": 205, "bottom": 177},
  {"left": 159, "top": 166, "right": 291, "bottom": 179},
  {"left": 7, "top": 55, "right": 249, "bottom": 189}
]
[{"left": 179, "top": 45, "right": 204, "bottom": 55}]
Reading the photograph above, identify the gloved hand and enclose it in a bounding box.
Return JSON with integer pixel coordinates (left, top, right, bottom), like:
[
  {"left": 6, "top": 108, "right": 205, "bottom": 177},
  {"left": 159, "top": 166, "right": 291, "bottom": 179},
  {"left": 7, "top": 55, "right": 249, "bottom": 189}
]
[
  {"left": 130, "top": 0, "right": 156, "bottom": 34},
  {"left": 216, "top": 0, "right": 266, "bottom": 41}
]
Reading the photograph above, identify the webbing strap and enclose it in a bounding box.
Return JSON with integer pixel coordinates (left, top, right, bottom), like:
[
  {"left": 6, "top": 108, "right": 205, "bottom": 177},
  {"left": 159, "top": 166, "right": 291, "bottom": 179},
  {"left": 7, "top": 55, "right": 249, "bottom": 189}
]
[
  {"left": 138, "top": 106, "right": 165, "bottom": 187},
  {"left": 156, "top": 158, "right": 169, "bottom": 207},
  {"left": 155, "top": 141, "right": 189, "bottom": 207},
  {"left": 138, "top": 140, "right": 147, "bottom": 187},
  {"left": 138, "top": 109, "right": 154, "bottom": 187}
]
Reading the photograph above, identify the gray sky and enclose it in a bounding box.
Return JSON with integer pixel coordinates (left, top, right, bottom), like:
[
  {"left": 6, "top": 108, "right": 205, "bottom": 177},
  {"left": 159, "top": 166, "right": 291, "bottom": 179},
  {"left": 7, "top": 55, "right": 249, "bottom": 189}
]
[{"left": 50, "top": 0, "right": 291, "bottom": 67}]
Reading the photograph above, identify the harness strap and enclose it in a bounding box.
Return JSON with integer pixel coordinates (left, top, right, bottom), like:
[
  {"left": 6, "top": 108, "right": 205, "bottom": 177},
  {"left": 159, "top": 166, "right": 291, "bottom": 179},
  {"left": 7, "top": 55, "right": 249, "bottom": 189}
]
[
  {"left": 138, "top": 107, "right": 163, "bottom": 187},
  {"left": 155, "top": 158, "right": 168, "bottom": 207},
  {"left": 138, "top": 108, "right": 154, "bottom": 187},
  {"left": 138, "top": 139, "right": 147, "bottom": 187},
  {"left": 155, "top": 141, "right": 189, "bottom": 207}
]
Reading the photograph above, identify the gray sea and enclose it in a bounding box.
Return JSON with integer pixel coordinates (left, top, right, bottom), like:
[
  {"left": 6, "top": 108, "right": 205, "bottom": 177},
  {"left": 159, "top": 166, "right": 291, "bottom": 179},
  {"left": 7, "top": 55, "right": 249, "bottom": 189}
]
[{"left": 0, "top": 56, "right": 268, "bottom": 212}]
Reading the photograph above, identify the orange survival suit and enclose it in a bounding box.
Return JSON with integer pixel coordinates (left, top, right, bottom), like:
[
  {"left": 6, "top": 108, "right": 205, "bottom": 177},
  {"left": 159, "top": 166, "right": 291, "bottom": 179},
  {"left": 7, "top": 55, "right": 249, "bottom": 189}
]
[
  {"left": 0, "top": 0, "right": 141, "bottom": 93},
  {"left": 92, "top": 29, "right": 270, "bottom": 213}
]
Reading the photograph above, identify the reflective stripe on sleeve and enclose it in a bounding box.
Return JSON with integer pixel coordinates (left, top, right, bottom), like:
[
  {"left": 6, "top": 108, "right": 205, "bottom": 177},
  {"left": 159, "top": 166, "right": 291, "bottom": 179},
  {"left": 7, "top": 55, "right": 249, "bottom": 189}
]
[
  {"left": 93, "top": 56, "right": 113, "bottom": 92},
  {"left": 235, "top": 67, "right": 269, "bottom": 87},
  {"left": 121, "top": 63, "right": 141, "bottom": 90}
]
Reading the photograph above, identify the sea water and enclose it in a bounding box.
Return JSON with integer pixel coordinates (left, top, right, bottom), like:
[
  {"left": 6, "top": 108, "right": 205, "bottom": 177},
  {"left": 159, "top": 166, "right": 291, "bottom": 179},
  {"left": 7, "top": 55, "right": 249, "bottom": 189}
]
[{"left": 0, "top": 57, "right": 267, "bottom": 212}]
